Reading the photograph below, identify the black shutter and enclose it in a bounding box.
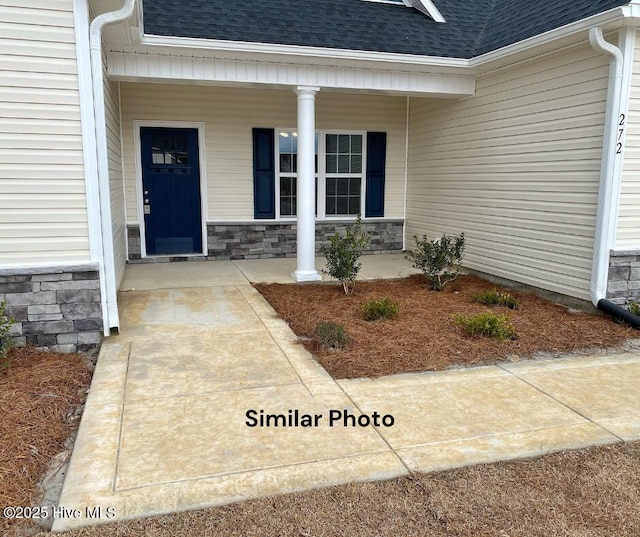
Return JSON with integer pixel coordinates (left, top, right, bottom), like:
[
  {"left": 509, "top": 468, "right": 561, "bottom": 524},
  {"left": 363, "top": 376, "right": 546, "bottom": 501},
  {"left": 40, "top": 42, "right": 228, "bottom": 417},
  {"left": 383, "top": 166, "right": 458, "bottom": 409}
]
[
  {"left": 365, "top": 132, "right": 386, "bottom": 218},
  {"left": 252, "top": 128, "right": 275, "bottom": 219}
]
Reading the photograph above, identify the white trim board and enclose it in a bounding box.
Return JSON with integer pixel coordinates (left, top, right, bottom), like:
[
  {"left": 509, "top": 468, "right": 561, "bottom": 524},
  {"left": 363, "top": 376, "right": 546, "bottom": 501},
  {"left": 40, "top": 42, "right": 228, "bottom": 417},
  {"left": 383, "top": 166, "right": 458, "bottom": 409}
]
[
  {"left": 108, "top": 52, "right": 475, "bottom": 97},
  {"left": 132, "top": 120, "right": 208, "bottom": 259},
  {"left": 73, "top": 0, "right": 110, "bottom": 333}
]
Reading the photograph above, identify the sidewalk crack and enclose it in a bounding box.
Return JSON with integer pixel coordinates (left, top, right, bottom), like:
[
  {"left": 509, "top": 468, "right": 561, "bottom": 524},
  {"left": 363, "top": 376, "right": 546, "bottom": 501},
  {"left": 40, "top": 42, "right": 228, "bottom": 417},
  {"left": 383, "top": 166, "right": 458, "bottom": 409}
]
[{"left": 112, "top": 342, "right": 132, "bottom": 492}]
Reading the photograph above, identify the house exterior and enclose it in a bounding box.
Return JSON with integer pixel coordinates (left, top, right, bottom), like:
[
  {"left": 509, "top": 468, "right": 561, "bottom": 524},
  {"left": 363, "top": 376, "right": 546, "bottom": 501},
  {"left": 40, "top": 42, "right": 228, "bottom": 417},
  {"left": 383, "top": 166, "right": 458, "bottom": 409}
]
[{"left": 1, "top": 0, "right": 640, "bottom": 351}]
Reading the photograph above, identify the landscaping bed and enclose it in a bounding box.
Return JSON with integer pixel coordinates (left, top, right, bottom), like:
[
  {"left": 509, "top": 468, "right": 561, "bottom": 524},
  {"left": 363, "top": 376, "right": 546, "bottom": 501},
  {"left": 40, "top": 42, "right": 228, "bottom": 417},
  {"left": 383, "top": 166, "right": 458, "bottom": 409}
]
[
  {"left": 0, "top": 347, "right": 92, "bottom": 536},
  {"left": 255, "top": 274, "right": 635, "bottom": 379}
]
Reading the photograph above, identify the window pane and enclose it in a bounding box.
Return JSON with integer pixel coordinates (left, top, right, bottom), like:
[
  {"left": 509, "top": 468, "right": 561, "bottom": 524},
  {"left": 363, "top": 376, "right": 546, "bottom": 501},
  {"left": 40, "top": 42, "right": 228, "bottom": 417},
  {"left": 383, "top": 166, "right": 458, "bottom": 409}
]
[
  {"left": 326, "top": 154, "right": 337, "bottom": 174},
  {"left": 348, "top": 197, "right": 360, "bottom": 215},
  {"left": 279, "top": 133, "right": 292, "bottom": 153},
  {"left": 280, "top": 177, "right": 292, "bottom": 196},
  {"left": 292, "top": 198, "right": 297, "bottom": 216},
  {"left": 326, "top": 134, "right": 337, "bottom": 154},
  {"left": 151, "top": 136, "right": 189, "bottom": 165},
  {"left": 338, "top": 135, "right": 350, "bottom": 153},
  {"left": 326, "top": 197, "right": 336, "bottom": 215},
  {"left": 292, "top": 154, "right": 298, "bottom": 174},
  {"left": 281, "top": 199, "right": 292, "bottom": 216},
  {"left": 337, "top": 178, "right": 349, "bottom": 195},
  {"left": 349, "top": 178, "right": 361, "bottom": 195},
  {"left": 280, "top": 154, "right": 292, "bottom": 173},
  {"left": 338, "top": 154, "right": 350, "bottom": 174},
  {"left": 336, "top": 197, "right": 348, "bottom": 214},
  {"left": 351, "top": 135, "right": 362, "bottom": 154},
  {"left": 350, "top": 154, "right": 362, "bottom": 174}
]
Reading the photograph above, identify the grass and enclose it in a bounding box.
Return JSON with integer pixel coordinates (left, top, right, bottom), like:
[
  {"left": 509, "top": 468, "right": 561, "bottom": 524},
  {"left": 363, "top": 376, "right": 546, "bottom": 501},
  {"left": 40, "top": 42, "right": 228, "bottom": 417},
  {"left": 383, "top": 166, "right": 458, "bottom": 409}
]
[
  {"left": 36, "top": 442, "right": 640, "bottom": 537},
  {"left": 314, "top": 320, "right": 349, "bottom": 349},
  {"left": 454, "top": 311, "right": 517, "bottom": 341},
  {"left": 361, "top": 297, "right": 399, "bottom": 321},
  {"left": 473, "top": 288, "right": 519, "bottom": 309}
]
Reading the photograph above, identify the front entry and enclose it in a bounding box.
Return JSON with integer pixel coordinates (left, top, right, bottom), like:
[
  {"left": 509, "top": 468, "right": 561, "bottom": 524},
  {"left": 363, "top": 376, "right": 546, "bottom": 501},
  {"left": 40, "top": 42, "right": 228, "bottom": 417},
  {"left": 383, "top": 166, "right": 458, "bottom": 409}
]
[{"left": 140, "top": 127, "right": 203, "bottom": 255}]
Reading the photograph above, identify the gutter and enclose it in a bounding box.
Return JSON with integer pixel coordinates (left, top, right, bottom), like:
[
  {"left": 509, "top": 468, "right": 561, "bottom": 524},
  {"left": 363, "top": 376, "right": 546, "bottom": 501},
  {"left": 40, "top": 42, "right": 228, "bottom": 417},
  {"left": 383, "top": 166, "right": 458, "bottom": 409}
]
[
  {"left": 89, "top": 0, "right": 136, "bottom": 334},
  {"left": 588, "top": 26, "right": 640, "bottom": 328}
]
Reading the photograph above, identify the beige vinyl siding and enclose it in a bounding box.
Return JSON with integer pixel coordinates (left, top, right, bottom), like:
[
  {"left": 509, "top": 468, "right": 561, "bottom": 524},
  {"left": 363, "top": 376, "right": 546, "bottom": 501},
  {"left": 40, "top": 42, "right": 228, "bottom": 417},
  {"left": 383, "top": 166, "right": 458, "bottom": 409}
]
[
  {"left": 104, "top": 67, "right": 126, "bottom": 287},
  {"left": 407, "top": 43, "right": 609, "bottom": 301},
  {"left": 120, "top": 84, "right": 406, "bottom": 223},
  {"left": 0, "top": 0, "right": 90, "bottom": 265},
  {"left": 619, "top": 34, "right": 640, "bottom": 250}
]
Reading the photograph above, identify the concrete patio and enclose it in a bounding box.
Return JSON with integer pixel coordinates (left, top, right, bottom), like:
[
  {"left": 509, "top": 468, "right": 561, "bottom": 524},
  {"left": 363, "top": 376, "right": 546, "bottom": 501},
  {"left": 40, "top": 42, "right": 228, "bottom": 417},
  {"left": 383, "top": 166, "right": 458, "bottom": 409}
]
[{"left": 53, "top": 255, "right": 640, "bottom": 531}]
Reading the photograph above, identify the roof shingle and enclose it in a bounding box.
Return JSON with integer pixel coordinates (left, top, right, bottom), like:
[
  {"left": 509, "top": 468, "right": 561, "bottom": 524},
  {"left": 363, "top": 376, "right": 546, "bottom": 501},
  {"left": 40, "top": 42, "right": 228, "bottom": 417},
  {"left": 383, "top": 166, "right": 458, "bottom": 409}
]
[{"left": 142, "top": 0, "right": 630, "bottom": 59}]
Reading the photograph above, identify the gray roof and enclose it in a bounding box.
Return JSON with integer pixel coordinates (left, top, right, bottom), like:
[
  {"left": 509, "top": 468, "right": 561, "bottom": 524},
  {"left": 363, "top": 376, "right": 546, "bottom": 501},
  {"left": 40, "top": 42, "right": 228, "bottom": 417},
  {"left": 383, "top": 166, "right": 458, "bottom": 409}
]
[{"left": 143, "top": 0, "right": 630, "bottom": 59}]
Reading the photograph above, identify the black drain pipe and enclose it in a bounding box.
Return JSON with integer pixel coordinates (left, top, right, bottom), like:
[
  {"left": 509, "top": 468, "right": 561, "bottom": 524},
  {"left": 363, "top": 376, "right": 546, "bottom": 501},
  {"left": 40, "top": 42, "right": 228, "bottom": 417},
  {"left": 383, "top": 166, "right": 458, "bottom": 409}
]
[{"left": 597, "top": 299, "right": 640, "bottom": 329}]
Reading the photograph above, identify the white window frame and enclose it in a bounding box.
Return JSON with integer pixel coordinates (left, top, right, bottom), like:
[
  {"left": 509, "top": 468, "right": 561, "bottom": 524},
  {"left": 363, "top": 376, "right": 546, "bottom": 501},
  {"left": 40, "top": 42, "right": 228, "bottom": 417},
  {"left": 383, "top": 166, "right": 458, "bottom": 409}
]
[{"left": 275, "top": 128, "right": 367, "bottom": 221}]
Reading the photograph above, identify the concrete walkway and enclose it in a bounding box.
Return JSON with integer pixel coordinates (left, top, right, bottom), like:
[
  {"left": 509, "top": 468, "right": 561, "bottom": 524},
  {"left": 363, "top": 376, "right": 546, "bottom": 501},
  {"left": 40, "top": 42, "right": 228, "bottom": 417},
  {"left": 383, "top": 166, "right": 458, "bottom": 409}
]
[{"left": 53, "top": 256, "right": 640, "bottom": 531}]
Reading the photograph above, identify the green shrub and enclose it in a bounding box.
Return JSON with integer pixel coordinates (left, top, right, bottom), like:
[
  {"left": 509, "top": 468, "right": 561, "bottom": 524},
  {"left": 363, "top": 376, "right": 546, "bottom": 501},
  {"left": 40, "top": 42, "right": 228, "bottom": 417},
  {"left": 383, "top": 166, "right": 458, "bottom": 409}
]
[
  {"left": 321, "top": 216, "right": 370, "bottom": 295},
  {"left": 362, "top": 297, "right": 399, "bottom": 321},
  {"left": 405, "top": 232, "right": 465, "bottom": 291},
  {"left": 629, "top": 301, "right": 640, "bottom": 316},
  {"left": 315, "top": 321, "right": 349, "bottom": 349},
  {"left": 473, "top": 289, "right": 519, "bottom": 310},
  {"left": 454, "top": 312, "right": 517, "bottom": 341},
  {"left": 0, "top": 301, "right": 15, "bottom": 374}
]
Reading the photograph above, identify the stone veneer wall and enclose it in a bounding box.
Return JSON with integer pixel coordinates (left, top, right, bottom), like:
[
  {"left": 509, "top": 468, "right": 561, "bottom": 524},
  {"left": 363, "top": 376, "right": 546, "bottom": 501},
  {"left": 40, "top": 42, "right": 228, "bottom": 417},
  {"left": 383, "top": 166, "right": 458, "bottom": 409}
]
[
  {"left": 0, "top": 264, "right": 103, "bottom": 353},
  {"left": 607, "top": 250, "right": 640, "bottom": 305},
  {"left": 127, "top": 219, "right": 404, "bottom": 262}
]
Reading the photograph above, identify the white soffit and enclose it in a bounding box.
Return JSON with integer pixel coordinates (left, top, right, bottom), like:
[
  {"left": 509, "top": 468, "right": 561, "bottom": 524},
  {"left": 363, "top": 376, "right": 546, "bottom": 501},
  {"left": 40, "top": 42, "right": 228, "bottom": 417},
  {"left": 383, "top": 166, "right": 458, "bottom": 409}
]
[{"left": 107, "top": 51, "right": 475, "bottom": 96}]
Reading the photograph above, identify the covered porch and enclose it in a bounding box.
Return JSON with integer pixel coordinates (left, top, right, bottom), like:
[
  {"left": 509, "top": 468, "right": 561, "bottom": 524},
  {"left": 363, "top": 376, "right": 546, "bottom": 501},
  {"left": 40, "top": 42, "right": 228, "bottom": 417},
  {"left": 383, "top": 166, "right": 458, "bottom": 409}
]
[
  {"left": 91, "top": 1, "right": 475, "bottom": 331},
  {"left": 119, "top": 253, "right": 419, "bottom": 289}
]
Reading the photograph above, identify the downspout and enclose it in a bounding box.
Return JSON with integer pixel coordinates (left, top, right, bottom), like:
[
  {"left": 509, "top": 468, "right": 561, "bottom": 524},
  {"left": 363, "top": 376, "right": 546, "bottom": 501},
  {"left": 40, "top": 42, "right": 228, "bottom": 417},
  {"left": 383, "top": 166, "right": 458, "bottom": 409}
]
[
  {"left": 89, "top": 0, "right": 136, "bottom": 334},
  {"left": 589, "top": 27, "right": 640, "bottom": 328}
]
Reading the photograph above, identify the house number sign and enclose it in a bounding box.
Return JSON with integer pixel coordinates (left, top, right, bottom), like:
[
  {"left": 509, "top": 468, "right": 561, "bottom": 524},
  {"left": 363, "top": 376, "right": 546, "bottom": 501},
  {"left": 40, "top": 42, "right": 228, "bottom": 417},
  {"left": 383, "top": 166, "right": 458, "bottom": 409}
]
[{"left": 617, "top": 113, "right": 626, "bottom": 155}]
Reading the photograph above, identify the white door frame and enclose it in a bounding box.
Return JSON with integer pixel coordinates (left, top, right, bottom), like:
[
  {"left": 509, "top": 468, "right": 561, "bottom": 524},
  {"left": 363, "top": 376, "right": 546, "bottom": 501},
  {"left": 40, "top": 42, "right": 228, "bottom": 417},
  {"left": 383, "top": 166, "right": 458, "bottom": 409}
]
[{"left": 133, "top": 120, "right": 208, "bottom": 258}]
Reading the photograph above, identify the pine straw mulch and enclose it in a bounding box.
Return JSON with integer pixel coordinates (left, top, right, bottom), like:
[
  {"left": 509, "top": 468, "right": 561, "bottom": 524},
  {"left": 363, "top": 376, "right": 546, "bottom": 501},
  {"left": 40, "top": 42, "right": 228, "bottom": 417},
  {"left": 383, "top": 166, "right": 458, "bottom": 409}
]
[
  {"left": 42, "top": 441, "right": 640, "bottom": 537},
  {"left": 255, "top": 274, "right": 636, "bottom": 379},
  {"left": 0, "top": 347, "right": 92, "bottom": 536}
]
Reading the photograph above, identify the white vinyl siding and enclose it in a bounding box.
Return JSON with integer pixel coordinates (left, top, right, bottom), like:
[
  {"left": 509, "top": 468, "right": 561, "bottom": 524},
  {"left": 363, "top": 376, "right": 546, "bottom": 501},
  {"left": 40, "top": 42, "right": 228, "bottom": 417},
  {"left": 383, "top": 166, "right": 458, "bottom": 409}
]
[
  {"left": 104, "top": 65, "right": 126, "bottom": 287},
  {"left": 407, "top": 43, "right": 610, "bottom": 301},
  {"left": 619, "top": 33, "right": 640, "bottom": 250},
  {"left": 0, "top": 0, "right": 90, "bottom": 265},
  {"left": 120, "top": 84, "right": 406, "bottom": 223}
]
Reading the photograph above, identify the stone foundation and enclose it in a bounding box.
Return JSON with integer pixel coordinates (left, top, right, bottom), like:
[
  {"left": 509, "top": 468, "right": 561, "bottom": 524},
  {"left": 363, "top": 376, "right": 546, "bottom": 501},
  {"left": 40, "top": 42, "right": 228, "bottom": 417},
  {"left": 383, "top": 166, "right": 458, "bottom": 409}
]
[
  {"left": 607, "top": 250, "right": 640, "bottom": 306},
  {"left": 127, "top": 219, "right": 404, "bottom": 262},
  {"left": 0, "top": 264, "right": 103, "bottom": 353}
]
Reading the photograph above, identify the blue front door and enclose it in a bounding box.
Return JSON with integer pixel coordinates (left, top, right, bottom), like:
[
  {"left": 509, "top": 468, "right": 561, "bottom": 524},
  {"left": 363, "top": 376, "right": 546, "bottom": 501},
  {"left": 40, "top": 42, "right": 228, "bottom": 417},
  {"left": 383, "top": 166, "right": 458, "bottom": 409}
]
[{"left": 140, "top": 127, "right": 203, "bottom": 255}]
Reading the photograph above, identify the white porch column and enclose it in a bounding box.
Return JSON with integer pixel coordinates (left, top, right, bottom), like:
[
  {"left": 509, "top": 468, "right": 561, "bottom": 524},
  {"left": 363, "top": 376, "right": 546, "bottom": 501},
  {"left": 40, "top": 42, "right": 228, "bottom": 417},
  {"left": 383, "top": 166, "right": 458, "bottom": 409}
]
[{"left": 292, "top": 86, "right": 322, "bottom": 282}]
